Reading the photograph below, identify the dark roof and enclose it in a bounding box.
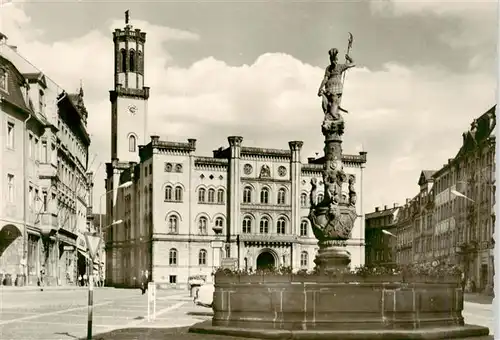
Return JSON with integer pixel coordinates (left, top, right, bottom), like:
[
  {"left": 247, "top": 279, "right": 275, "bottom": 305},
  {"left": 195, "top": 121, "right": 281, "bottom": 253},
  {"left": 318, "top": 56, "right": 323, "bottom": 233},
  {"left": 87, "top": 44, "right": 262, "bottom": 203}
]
[
  {"left": 418, "top": 170, "right": 436, "bottom": 186},
  {"left": 365, "top": 207, "right": 399, "bottom": 219},
  {"left": 0, "top": 56, "right": 31, "bottom": 114}
]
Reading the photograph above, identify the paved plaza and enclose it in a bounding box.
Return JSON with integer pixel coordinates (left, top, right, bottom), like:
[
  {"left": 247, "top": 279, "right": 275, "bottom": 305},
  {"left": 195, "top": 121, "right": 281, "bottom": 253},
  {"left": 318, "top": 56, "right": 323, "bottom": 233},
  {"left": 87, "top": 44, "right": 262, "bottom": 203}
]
[
  {"left": 0, "top": 287, "right": 494, "bottom": 340},
  {"left": 0, "top": 287, "right": 211, "bottom": 340}
]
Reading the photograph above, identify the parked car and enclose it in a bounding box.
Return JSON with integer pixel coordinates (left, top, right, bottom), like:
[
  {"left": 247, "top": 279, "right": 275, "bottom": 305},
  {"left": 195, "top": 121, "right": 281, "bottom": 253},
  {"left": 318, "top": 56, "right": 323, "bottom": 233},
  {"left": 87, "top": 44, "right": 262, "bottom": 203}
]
[{"left": 193, "top": 282, "right": 214, "bottom": 308}]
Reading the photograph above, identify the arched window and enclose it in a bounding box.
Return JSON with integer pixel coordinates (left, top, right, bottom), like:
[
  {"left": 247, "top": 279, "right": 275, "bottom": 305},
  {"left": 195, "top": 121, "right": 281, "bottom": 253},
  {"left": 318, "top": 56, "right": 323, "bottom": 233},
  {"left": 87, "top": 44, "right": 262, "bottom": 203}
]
[
  {"left": 174, "top": 186, "right": 183, "bottom": 201},
  {"left": 198, "top": 188, "right": 206, "bottom": 203},
  {"left": 277, "top": 218, "right": 286, "bottom": 234},
  {"left": 300, "top": 251, "right": 308, "bottom": 267},
  {"left": 317, "top": 193, "right": 324, "bottom": 204},
  {"left": 168, "top": 215, "right": 178, "bottom": 234},
  {"left": 260, "top": 188, "right": 269, "bottom": 204},
  {"left": 199, "top": 249, "right": 207, "bottom": 265},
  {"left": 300, "top": 193, "right": 308, "bottom": 207},
  {"left": 215, "top": 217, "right": 224, "bottom": 229},
  {"left": 243, "top": 186, "right": 252, "bottom": 203},
  {"left": 120, "top": 49, "right": 127, "bottom": 72},
  {"left": 129, "top": 49, "right": 136, "bottom": 72},
  {"left": 169, "top": 248, "right": 178, "bottom": 265},
  {"left": 260, "top": 217, "right": 269, "bottom": 234},
  {"left": 300, "top": 220, "right": 308, "bottom": 236},
  {"left": 208, "top": 189, "right": 215, "bottom": 203},
  {"left": 128, "top": 135, "right": 136, "bottom": 152},
  {"left": 198, "top": 217, "right": 208, "bottom": 235},
  {"left": 164, "top": 185, "right": 172, "bottom": 201},
  {"left": 242, "top": 216, "right": 252, "bottom": 233},
  {"left": 277, "top": 188, "right": 286, "bottom": 205},
  {"left": 217, "top": 189, "right": 225, "bottom": 204}
]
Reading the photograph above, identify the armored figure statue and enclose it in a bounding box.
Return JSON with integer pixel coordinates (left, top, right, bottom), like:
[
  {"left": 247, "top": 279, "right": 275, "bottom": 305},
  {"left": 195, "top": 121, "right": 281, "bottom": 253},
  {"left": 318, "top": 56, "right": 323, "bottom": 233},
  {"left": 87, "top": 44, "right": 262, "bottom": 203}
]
[{"left": 317, "top": 48, "right": 355, "bottom": 120}]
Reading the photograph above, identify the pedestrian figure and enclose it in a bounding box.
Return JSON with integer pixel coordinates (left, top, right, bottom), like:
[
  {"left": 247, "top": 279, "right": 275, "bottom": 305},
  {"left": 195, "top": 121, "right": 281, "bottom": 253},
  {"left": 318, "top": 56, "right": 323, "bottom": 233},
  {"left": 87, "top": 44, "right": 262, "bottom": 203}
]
[
  {"left": 78, "top": 275, "right": 82, "bottom": 286},
  {"left": 141, "top": 270, "right": 149, "bottom": 295},
  {"left": 83, "top": 273, "right": 88, "bottom": 286},
  {"left": 38, "top": 268, "right": 45, "bottom": 291}
]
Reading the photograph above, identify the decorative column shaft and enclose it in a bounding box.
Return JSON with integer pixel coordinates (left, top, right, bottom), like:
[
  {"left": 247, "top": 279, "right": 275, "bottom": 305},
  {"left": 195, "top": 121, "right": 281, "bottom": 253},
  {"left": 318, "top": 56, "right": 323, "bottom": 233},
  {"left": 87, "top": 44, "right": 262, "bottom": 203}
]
[{"left": 227, "top": 136, "right": 243, "bottom": 260}]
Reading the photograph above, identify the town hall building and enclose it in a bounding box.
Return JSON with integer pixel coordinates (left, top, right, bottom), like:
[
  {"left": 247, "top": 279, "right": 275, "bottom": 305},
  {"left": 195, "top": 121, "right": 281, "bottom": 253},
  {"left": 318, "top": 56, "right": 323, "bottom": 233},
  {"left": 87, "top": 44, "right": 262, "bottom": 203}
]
[{"left": 105, "top": 17, "right": 367, "bottom": 288}]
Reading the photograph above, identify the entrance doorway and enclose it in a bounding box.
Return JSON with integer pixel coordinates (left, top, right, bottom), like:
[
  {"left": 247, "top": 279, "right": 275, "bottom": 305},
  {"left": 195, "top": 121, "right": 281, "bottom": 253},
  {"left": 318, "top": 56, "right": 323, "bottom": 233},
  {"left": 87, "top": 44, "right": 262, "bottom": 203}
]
[{"left": 256, "top": 251, "right": 275, "bottom": 270}]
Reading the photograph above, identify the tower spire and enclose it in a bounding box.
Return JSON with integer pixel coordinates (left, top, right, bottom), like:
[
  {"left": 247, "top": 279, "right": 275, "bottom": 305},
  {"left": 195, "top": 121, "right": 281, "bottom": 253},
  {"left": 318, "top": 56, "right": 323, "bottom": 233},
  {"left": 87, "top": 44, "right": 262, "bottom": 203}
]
[{"left": 125, "top": 10, "right": 130, "bottom": 25}]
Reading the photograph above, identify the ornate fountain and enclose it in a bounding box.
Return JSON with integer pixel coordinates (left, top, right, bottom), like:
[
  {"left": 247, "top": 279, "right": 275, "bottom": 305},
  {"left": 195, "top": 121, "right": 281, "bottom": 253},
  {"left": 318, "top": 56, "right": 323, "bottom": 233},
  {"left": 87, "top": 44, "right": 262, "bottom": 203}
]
[{"left": 189, "top": 42, "right": 491, "bottom": 340}]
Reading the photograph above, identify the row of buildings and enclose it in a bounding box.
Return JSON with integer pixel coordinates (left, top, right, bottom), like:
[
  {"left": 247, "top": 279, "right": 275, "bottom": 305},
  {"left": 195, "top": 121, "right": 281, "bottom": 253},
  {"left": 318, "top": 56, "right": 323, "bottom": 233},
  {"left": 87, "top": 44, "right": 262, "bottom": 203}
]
[
  {"left": 104, "top": 17, "right": 367, "bottom": 288},
  {"left": 0, "top": 33, "right": 97, "bottom": 286},
  {"left": 365, "top": 106, "right": 496, "bottom": 294}
]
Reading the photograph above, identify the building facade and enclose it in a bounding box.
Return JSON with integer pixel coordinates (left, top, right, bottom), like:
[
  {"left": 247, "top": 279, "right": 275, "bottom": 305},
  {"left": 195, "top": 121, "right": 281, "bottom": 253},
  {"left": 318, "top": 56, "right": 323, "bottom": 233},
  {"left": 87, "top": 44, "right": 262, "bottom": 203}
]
[
  {"left": 0, "top": 36, "right": 94, "bottom": 286},
  {"left": 366, "top": 106, "right": 495, "bottom": 294},
  {"left": 364, "top": 204, "right": 399, "bottom": 267},
  {"left": 104, "top": 19, "right": 367, "bottom": 288}
]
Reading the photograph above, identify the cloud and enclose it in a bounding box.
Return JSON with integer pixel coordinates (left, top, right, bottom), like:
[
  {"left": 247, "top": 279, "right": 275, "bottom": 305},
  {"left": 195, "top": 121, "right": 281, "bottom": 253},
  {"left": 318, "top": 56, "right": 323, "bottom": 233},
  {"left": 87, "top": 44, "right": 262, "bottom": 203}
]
[
  {"left": 370, "top": 0, "right": 497, "bottom": 49},
  {"left": 1, "top": 3, "right": 495, "bottom": 215}
]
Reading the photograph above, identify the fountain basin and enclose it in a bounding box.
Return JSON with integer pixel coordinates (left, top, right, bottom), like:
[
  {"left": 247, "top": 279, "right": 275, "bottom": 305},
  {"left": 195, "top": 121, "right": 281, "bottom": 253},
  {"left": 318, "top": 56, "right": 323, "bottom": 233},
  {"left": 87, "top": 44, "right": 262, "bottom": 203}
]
[{"left": 189, "top": 273, "right": 490, "bottom": 339}]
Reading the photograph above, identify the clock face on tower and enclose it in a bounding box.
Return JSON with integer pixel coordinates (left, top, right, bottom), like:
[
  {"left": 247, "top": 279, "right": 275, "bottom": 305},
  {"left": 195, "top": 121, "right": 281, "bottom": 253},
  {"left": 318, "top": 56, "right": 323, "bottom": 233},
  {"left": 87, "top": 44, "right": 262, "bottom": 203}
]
[{"left": 128, "top": 104, "right": 138, "bottom": 115}]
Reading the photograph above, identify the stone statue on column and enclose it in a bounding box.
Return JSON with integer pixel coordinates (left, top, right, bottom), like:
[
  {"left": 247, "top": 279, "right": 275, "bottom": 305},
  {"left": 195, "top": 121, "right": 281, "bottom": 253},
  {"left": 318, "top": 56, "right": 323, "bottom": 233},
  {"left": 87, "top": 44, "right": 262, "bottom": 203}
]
[{"left": 309, "top": 36, "right": 358, "bottom": 273}]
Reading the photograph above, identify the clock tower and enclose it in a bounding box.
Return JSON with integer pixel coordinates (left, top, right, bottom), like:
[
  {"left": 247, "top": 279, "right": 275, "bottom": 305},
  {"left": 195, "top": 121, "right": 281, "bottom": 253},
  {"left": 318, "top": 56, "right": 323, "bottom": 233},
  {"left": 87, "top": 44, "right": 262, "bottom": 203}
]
[{"left": 109, "top": 11, "right": 149, "bottom": 162}]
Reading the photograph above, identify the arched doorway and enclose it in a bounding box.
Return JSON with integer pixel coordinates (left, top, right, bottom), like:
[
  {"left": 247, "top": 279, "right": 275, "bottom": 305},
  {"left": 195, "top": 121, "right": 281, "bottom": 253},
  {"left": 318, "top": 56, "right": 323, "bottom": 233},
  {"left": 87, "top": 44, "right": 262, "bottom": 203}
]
[
  {"left": 256, "top": 251, "right": 275, "bottom": 270},
  {"left": 0, "top": 225, "right": 23, "bottom": 279}
]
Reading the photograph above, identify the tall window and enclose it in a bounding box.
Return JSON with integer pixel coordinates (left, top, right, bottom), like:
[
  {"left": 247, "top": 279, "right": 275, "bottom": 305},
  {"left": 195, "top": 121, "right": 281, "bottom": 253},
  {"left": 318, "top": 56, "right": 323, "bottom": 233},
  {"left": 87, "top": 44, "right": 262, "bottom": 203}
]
[
  {"left": 169, "top": 248, "right": 177, "bottom": 265},
  {"left": 242, "top": 217, "right": 252, "bottom": 233},
  {"left": 129, "top": 135, "right": 136, "bottom": 152},
  {"left": 7, "top": 174, "right": 14, "bottom": 202},
  {"left": 199, "top": 249, "right": 207, "bottom": 265},
  {"left": 217, "top": 189, "right": 225, "bottom": 204},
  {"left": 120, "top": 49, "right": 127, "bottom": 72},
  {"left": 300, "top": 251, "right": 308, "bottom": 267},
  {"left": 300, "top": 193, "right": 307, "bottom": 207},
  {"left": 129, "top": 50, "right": 136, "bottom": 72},
  {"left": 174, "top": 186, "right": 183, "bottom": 201},
  {"left": 34, "top": 138, "right": 39, "bottom": 161},
  {"left": 7, "top": 122, "right": 14, "bottom": 149},
  {"left": 277, "top": 188, "right": 286, "bottom": 205},
  {"left": 38, "top": 90, "right": 44, "bottom": 114},
  {"left": 260, "top": 188, "right": 269, "bottom": 204},
  {"left": 198, "top": 217, "right": 208, "bottom": 235},
  {"left": 168, "top": 215, "right": 178, "bottom": 234},
  {"left": 164, "top": 185, "right": 172, "bottom": 201},
  {"left": 243, "top": 186, "right": 252, "bottom": 203},
  {"left": 0, "top": 68, "right": 6, "bottom": 91},
  {"left": 198, "top": 188, "right": 206, "bottom": 203},
  {"left": 29, "top": 134, "right": 33, "bottom": 158},
  {"left": 260, "top": 217, "right": 269, "bottom": 234},
  {"left": 300, "top": 220, "right": 308, "bottom": 236},
  {"left": 41, "top": 141, "right": 47, "bottom": 163},
  {"left": 208, "top": 189, "right": 215, "bottom": 203},
  {"left": 277, "top": 218, "right": 286, "bottom": 234},
  {"left": 137, "top": 51, "right": 143, "bottom": 73},
  {"left": 42, "top": 191, "right": 48, "bottom": 211}
]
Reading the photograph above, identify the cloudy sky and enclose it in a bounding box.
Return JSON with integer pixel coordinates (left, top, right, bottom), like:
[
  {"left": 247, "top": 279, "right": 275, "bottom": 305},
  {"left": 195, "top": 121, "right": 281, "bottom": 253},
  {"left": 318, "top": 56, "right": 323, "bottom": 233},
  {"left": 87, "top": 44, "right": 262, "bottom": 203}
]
[{"left": 1, "top": 0, "right": 497, "bottom": 215}]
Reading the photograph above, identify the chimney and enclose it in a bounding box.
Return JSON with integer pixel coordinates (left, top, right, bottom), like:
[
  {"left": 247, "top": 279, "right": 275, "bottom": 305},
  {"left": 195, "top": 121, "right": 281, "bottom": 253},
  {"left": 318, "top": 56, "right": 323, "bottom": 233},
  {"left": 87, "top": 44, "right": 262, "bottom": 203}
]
[
  {"left": 393, "top": 203, "right": 398, "bottom": 208},
  {"left": 150, "top": 135, "right": 160, "bottom": 143},
  {"left": 384, "top": 205, "right": 388, "bottom": 210},
  {"left": 406, "top": 198, "right": 410, "bottom": 204},
  {"left": 375, "top": 207, "right": 379, "bottom": 212},
  {"left": 8, "top": 45, "right": 17, "bottom": 52}
]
